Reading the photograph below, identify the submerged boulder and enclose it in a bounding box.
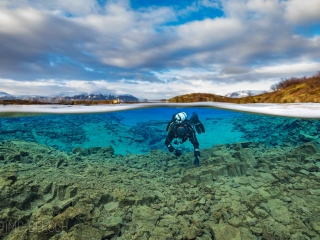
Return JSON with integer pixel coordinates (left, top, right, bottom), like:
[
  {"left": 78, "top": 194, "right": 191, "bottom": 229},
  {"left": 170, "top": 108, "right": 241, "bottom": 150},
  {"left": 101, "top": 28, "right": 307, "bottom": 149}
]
[
  {"left": 72, "top": 145, "right": 114, "bottom": 158},
  {"left": 210, "top": 223, "right": 241, "bottom": 240},
  {"left": 299, "top": 132, "right": 315, "bottom": 142},
  {"left": 294, "top": 142, "right": 319, "bottom": 155}
]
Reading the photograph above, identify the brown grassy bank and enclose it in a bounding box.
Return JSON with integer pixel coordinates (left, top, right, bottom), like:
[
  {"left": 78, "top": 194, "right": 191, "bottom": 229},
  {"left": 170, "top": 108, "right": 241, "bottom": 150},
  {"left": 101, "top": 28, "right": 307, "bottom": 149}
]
[{"left": 168, "top": 72, "right": 320, "bottom": 103}]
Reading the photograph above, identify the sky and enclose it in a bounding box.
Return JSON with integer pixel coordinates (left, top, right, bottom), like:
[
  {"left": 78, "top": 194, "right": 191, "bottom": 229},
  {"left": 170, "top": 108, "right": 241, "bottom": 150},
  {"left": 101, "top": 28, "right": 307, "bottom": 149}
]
[{"left": 0, "top": 0, "right": 320, "bottom": 100}]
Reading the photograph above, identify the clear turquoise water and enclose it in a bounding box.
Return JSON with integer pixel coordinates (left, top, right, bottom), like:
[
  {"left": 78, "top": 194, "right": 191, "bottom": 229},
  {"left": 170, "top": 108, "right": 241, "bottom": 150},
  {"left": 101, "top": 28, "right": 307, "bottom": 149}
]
[{"left": 0, "top": 107, "right": 318, "bottom": 155}]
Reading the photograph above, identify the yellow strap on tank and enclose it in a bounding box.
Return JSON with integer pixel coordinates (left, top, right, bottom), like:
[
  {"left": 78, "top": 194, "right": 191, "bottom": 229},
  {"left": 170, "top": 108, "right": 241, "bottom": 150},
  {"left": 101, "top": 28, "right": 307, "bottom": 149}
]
[{"left": 167, "top": 122, "right": 175, "bottom": 131}]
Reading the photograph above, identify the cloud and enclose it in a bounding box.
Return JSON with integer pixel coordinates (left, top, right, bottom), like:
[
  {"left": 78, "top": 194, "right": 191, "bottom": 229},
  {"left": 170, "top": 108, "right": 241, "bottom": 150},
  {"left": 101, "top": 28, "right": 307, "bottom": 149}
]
[
  {"left": 200, "top": 0, "right": 220, "bottom": 8},
  {"left": 220, "top": 66, "right": 251, "bottom": 75},
  {"left": 0, "top": 0, "right": 320, "bottom": 98},
  {"left": 0, "top": 7, "right": 99, "bottom": 80},
  {"left": 255, "top": 62, "right": 320, "bottom": 76},
  {"left": 0, "top": 0, "right": 99, "bottom": 15},
  {"left": 284, "top": 0, "right": 320, "bottom": 25}
]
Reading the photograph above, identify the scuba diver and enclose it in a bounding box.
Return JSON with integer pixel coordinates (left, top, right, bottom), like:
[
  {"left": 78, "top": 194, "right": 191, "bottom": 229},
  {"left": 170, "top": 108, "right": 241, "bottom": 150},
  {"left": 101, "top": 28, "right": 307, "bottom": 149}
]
[{"left": 165, "top": 112, "right": 205, "bottom": 166}]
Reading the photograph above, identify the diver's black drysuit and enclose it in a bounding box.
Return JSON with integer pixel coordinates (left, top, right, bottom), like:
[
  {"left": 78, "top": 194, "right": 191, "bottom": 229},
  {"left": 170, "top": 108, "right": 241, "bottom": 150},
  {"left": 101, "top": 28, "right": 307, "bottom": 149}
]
[{"left": 164, "top": 121, "right": 200, "bottom": 158}]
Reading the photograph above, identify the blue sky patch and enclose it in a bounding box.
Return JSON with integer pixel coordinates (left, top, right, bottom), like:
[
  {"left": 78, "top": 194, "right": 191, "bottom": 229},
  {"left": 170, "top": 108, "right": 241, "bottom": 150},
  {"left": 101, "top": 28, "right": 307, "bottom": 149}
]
[
  {"left": 295, "top": 24, "right": 320, "bottom": 38},
  {"left": 131, "top": 0, "right": 224, "bottom": 24}
]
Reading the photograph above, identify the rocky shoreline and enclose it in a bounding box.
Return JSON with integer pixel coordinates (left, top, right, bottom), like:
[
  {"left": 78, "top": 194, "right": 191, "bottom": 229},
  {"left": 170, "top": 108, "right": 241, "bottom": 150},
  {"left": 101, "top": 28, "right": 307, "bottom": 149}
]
[{"left": 1, "top": 140, "right": 320, "bottom": 239}]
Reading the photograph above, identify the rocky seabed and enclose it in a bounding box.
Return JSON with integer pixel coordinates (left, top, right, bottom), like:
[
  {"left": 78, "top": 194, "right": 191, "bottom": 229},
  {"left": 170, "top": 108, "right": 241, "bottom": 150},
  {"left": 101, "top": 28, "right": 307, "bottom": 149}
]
[{"left": 0, "top": 139, "right": 320, "bottom": 240}]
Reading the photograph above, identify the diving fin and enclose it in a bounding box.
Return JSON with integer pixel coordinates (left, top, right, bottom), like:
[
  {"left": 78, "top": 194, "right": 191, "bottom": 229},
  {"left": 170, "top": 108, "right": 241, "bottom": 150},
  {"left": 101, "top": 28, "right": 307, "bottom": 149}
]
[
  {"left": 190, "top": 112, "right": 205, "bottom": 134},
  {"left": 194, "top": 122, "right": 205, "bottom": 133}
]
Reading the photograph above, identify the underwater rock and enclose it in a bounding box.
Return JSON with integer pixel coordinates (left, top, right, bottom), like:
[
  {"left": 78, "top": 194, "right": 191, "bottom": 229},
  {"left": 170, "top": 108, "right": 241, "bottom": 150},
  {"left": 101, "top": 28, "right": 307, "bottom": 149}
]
[
  {"left": 72, "top": 145, "right": 114, "bottom": 158},
  {"left": 0, "top": 139, "right": 320, "bottom": 239},
  {"left": 228, "top": 217, "right": 243, "bottom": 227},
  {"left": 0, "top": 172, "right": 17, "bottom": 189},
  {"left": 226, "top": 162, "right": 249, "bottom": 177},
  {"left": 64, "top": 223, "right": 104, "bottom": 240},
  {"left": 49, "top": 206, "right": 83, "bottom": 231},
  {"left": 103, "top": 202, "right": 119, "bottom": 212},
  {"left": 88, "top": 147, "right": 102, "bottom": 154},
  {"left": 131, "top": 205, "right": 161, "bottom": 230},
  {"left": 299, "top": 132, "right": 315, "bottom": 142},
  {"left": 99, "top": 216, "right": 123, "bottom": 233},
  {"left": 100, "top": 146, "right": 114, "bottom": 158},
  {"left": 181, "top": 171, "right": 201, "bottom": 184},
  {"left": 290, "top": 232, "right": 312, "bottom": 240},
  {"left": 294, "top": 142, "right": 319, "bottom": 155},
  {"left": 72, "top": 147, "right": 89, "bottom": 156},
  {"left": 55, "top": 159, "right": 64, "bottom": 168},
  {"left": 12, "top": 191, "right": 37, "bottom": 210},
  {"left": 246, "top": 217, "right": 257, "bottom": 227},
  {"left": 232, "top": 148, "right": 256, "bottom": 166},
  {"left": 157, "top": 214, "right": 178, "bottom": 227},
  {"left": 211, "top": 150, "right": 234, "bottom": 162},
  {"left": 263, "top": 199, "right": 291, "bottom": 225},
  {"left": 134, "top": 134, "right": 145, "bottom": 143},
  {"left": 239, "top": 227, "right": 257, "bottom": 240},
  {"left": 210, "top": 223, "right": 241, "bottom": 240},
  {"left": 253, "top": 207, "right": 268, "bottom": 219},
  {"left": 232, "top": 115, "right": 320, "bottom": 148},
  {"left": 261, "top": 219, "right": 291, "bottom": 240}
]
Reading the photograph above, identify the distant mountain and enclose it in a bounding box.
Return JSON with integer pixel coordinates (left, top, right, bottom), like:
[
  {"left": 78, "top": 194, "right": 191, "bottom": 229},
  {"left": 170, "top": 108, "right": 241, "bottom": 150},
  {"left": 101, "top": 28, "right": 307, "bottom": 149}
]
[
  {"left": 0, "top": 92, "right": 10, "bottom": 96},
  {"left": 0, "top": 92, "right": 139, "bottom": 103},
  {"left": 61, "top": 93, "right": 138, "bottom": 102},
  {"left": 225, "top": 90, "right": 268, "bottom": 98},
  {"left": 0, "top": 92, "right": 15, "bottom": 100}
]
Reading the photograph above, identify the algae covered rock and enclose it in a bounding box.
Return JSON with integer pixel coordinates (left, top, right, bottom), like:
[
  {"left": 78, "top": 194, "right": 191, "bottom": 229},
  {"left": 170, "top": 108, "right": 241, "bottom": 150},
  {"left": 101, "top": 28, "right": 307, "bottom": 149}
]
[
  {"left": 72, "top": 145, "right": 114, "bottom": 158},
  {"left": 49, "top": 206, "right": 83, "bottom": 231},
  {"left": 103, "top": 201, "right": 119, "bottom": 212},
  {"left": 261, "top": 219, "right": 291, "bottom": 240},
  {"left": 99, "top": 215, "right": 123, "bottom": 232},
  {"left": 210, "top": 223, "right": 241, "bottom": 240},
  {"left": 64, "top": 223, "right": 103, "bottom": 240},
  {"left": 72, "top": 147, "right": 89, "bottom": 156},
  {"left": 294, "top": 142, "right": 319, "bottom": 155},
  {"left": 0, "top": 172, "right": 17, "bottom": 189},
  {"left": 1, "top": 138, "right": 320, "bottom": 239},
  {"left": 299, "top": 132, "right": 315, "bottom": 142},
  {"left": 131, "top": 205, "right": 160, "bottom": 227}
]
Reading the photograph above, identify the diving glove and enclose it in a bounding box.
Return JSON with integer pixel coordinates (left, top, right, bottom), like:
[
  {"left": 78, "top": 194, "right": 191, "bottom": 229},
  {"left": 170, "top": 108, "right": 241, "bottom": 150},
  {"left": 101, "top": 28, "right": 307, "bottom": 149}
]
[
  {"left": 173, "top": 149, "right": 182, "bottom": 157},
  {"left": 190, "top": 112, "right": 205, "bottom": 134},
  {"left": 194, "top": 156, "right": 200, "bottom": 166}
]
